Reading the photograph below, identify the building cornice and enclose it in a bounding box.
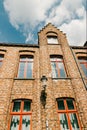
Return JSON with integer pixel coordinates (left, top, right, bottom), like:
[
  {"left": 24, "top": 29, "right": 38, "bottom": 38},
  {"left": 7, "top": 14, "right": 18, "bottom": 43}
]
[
  {"left": 70, "top": 46, "right": 87, "bottom": 49},
  {"left": 0, "top": 42, "right": 39, "bottom": 48}
]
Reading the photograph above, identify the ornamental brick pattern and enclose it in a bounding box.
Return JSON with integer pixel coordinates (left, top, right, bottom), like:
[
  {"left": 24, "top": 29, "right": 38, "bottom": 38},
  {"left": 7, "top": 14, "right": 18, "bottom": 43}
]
[{"left": 0, "top": 23, "right": 87, "bottom": 130}]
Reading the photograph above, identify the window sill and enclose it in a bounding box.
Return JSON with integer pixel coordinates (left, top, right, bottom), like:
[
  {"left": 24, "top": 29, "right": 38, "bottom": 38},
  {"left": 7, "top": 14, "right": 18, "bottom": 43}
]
[
  {"left": 48, "top": 43, "right": 60, "bottom": 45},
  {"left": 14, "top": 78, "right": 35, "bottom": 80},
  {"left": 52, "top": 77, "right": 71, "bottom": 80}
]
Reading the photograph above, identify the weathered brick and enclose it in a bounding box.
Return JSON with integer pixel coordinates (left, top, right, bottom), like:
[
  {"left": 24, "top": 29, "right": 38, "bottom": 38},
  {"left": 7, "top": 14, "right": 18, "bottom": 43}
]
[{"left": 0, "top": 23, "right": 87, "bottom": 130}]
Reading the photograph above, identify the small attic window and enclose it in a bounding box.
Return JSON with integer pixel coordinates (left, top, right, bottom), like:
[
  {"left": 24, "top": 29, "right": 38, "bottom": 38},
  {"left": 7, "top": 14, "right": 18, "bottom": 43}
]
[{"left": 47, "top": 36, "right": 58, "bottom": 44}]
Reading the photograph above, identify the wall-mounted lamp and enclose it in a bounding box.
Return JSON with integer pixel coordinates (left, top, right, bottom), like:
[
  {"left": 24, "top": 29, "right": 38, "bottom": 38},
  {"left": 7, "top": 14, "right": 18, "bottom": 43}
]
[
  {"left": 40, "top": 75, "right": 48, "bottom": 108},
  {"left": 41, "top": 75, "right": 48, "bottom": 90}
]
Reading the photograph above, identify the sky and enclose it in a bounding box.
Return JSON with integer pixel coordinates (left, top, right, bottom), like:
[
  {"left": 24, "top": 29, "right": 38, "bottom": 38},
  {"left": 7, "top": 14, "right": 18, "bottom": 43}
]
[{"left": 0, "top": 0, "right": 86, "bottom": 46}]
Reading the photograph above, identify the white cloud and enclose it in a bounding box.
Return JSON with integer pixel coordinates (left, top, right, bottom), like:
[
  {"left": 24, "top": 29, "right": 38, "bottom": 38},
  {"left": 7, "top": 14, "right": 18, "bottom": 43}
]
[
  {"left": 25, "top": 33, "right": 34, "bottom": 43},
  {"left": 4, "top": 0, "right": 57, "bottom": 28},
  {"left": 76, "top": 6, "right": 85, "bottom": 18},
  {"left": 4, "top": 0, "right": 58, "bottom": 43},
  {"left": 3, "top": 0, "right": 86, "bottom": 45},
  {"left": 59, "top": 17, "right": 86, "bottom": 46},
  {"left": 45, "top": 0, "right": 85, "bottom": 25},
  {"left": 25, "top": 32, "right": 38, "bottom": 44},
  {"left": 45, "top": 0, "right": 86, "bottom": 46}
]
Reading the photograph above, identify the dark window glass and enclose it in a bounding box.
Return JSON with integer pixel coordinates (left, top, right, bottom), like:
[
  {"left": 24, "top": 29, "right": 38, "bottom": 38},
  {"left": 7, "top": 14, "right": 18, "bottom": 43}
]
[
  {"left": 13, "top": 101, "right": 21, "bottom": 112},
  {"left": 23, "top": 100, "right": 31, "bottom": 112},
  {"left": 57, "top": 100, "right": 65, "bottom": 110},
  {"left": 66, "top": 99, "right": 74, "bottom": 110}
]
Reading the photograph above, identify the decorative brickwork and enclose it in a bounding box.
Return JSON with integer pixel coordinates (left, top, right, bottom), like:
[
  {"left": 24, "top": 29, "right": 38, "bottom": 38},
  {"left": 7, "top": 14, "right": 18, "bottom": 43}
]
[{"left": 0, "top": 23, "right": 87, "bottom": 130}]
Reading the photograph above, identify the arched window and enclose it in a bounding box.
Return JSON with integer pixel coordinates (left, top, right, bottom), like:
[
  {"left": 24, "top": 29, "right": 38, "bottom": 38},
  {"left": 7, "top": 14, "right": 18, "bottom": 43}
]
[
  {"left": 47, "top": 36, "right": 58, "bottom": 44},
  {"left": 57, "top": 98, "right": 81, "bottom": 130},
  {"left": 10, "top": 99, "right": 32, "bottom": 130},
  {"left": 0, "top": 54, "right": 4, "bottom": 67},
  {"left": 17, "top": 55, "right": 33, "bottom": 78},
  {"left": 50, "top": 55, "right": 66, "bottom": 78},
  {"left": 78, "top": 57, "right": 87, "bottom": 77}
]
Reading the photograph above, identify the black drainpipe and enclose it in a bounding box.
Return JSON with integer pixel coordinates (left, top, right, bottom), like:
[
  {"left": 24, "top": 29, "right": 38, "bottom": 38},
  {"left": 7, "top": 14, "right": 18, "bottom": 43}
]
[{"left": 70, "top": 47, "right": 87, "bottom": 90}]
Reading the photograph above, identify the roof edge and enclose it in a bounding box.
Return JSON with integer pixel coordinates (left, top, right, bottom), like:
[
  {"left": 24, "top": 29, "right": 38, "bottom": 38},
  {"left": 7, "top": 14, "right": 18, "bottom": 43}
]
[
  {"left": 70, "top": 45, "right": 87, "bottom": 49},
  {"left": 38, "top": 23, "right": 64, "bottom": 34},
  {"left": 0, "top": 43, "right": 39, "bottom": 48}
]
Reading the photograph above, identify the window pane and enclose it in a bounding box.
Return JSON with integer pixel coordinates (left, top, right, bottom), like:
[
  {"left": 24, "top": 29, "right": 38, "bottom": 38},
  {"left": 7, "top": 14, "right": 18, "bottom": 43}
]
[
  {"left": 18, "top": 62, "right": 25, "bottom": 78},
  {"left": 79, "top": 59, "right": 87, "bottom": 77},
  {"left": 51, "top": 62, "right": 58, "bottom": 78},
  {"left": 28, "top": 58, "right": 33, "bottom": 62},
  {"left": 47, "top": 36, "right": 58, "bottom": 44},
  {"left": 13, "top": 101, "right": 21, "bottom": 112},
  {"left": 22, "top": 115, "right": 31, "bottom": 130},
  {"left": 0, "top": 62, "right": 2, "bottom": 67},
  {"left": 23, "top": 100, "right": 31, "bottom": 112},
  {"left": 0, "top": 56, "right": 3, "bottom": 61},
  {"left": 51, "top": 57, "right": 66, "bottom": 78},
  {"left": 0, "top": 55, "right": 3, "bottom": 67},
  {"left": 58, "top": 62, "right": 66, "bottom": 77},
  {"left": 69, "top": 113, "right": 80, "bottom": 130},
  {"left": 59, "top": 114, "right": 69, "bottom": 130},
  {"left": 57, "top": 100, "right": 65, "bottom": 110},
  {"left": 80, "top": 64, "right": 87, "bottom": 77},
  {"left": 20, "top": 57, "right": 27, "bottom": 61},
  {"left": 66, "top": 99, "right": 74, "bottom": 110},
  {"left": 10, "top": 116, "right": 19, "bottom": 130},
  {"left": 0, "top": 57, "right": 3, "bottom": 60},
  {"left": 26, "top": 62, "right": 33, "bottom": 78}
]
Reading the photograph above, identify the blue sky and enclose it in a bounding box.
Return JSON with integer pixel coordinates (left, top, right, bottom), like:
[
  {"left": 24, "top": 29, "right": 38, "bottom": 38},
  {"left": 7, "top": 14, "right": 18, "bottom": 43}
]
[
  {"left": 0, "top": 0, "right": 86, "bottom": 45},
  {"left": 0, "top": 0, "right": 25, "bottom": 43}
]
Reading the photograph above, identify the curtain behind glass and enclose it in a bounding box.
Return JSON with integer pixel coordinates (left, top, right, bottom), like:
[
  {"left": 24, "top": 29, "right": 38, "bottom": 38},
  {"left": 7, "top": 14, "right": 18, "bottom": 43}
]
[
  {"left": 59, "top": 114, "right": 69, "bottom": 130},
  {"left": 69, "top": 113, "right": 80, "bottom": 130},
  {"left": 51, "top": 62, "right": 58, "bottom": 78},
  {"left": 22, "top": 116, "right": 30, "bottom": 130},
  {"left": 10, "top": 116, "right": 19, "bottom": 130}
]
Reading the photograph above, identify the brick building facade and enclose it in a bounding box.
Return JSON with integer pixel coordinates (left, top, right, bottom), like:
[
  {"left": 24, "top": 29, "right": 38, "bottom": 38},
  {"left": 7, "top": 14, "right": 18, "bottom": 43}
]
[{"left": 0, "top": 23, "right": 87, "bottom": 130}]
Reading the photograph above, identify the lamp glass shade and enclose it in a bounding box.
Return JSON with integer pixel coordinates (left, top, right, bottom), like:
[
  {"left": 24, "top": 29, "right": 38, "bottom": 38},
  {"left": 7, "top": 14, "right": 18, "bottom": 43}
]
[{"left": 41, "top": 76, "right": 47, "bottom": 87}]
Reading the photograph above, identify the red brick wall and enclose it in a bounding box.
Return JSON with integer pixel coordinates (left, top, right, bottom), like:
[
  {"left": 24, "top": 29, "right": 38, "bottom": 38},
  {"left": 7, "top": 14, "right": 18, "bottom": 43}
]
[{"left": 0, "top": 24, "right": 87, "bottom": 130}]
